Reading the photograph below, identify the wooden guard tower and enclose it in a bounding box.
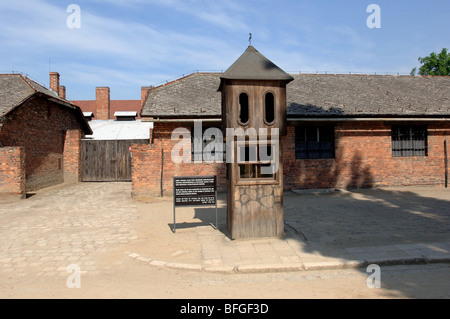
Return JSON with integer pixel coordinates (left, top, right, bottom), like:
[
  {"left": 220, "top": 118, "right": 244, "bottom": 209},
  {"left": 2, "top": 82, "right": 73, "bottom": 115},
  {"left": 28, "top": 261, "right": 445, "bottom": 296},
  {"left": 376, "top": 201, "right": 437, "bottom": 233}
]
[{"left": 219, "top": 46, "right": 294, "bottom": 239}]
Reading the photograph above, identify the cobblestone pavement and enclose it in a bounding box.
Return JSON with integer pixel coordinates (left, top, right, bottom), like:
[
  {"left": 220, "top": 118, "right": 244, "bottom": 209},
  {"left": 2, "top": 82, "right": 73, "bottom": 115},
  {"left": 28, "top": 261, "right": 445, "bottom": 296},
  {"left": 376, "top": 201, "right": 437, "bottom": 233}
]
[
  {"left": 1, "top": 183, "right": 449, "bottom": 284},
  {"left": 0, "top": 183, "right": 139, "bottom": 279},
  {"left": 285, "top": 187, "right": 450, "bottom": 250},
  {"left": 129, "top": 186, "right": 450, "bottom": 273}
]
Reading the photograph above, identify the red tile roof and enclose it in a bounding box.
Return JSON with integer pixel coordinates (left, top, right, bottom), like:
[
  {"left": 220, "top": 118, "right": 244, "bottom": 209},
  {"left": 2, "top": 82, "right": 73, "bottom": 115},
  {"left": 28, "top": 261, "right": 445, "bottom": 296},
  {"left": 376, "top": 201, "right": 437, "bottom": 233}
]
[
  {"left": 110, "top": 100, "right": 142, "bottom": 118},
  {"left": 72, "top": 100, "right": 142, "bottom": 119}
]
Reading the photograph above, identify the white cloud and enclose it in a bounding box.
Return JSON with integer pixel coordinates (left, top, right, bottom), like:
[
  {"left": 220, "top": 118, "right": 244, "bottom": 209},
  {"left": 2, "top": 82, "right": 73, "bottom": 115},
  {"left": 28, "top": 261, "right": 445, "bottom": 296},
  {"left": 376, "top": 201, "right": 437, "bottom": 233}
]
[
  {"left": 325, "top": 25, "right": 376, "bottom": 50},
  {"left": 94, "top": 0, "right": 249, "bottom": 31},
  {"left": 2, "top": 0, "right": 433, "bottom": 99},
  {"left": 0, "top": 0, "right": 245, "bottom": 99},
  {"left": 0, "top": 0, "right": 238, "bottom": 74}
]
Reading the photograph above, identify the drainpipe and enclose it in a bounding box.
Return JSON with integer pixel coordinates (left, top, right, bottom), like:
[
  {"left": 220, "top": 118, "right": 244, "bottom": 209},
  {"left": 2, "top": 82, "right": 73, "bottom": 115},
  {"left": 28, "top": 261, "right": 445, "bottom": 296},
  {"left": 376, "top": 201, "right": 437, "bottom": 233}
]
[
  {"left": 160, "top": 146, "right": 164, "bottom": 197},
  {"left": 0, "top": 116, "right": 5, "bottom": 133},
  {"left": 445, "top": 140, "right": 448, "bottom": 188},
  {"left": 0, "top": 117, "right": 5, "bottom": 142}
]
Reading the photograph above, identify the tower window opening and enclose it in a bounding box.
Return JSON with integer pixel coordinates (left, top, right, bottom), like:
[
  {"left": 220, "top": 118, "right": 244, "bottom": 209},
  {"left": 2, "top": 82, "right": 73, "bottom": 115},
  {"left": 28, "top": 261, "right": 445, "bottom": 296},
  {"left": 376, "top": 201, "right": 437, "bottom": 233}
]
[
  {"left": 239, "top": 93, "right": 249, "bottom": 125},
  {"left": 265, "top": 92, "right": 275, "bottom": 124}
]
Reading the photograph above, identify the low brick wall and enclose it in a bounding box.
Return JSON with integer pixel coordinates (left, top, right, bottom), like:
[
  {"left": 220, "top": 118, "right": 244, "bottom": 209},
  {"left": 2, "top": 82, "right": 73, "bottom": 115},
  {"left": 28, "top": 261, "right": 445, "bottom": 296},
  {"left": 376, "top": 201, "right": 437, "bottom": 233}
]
[
  {"left": 64, "top": 129, "right": 82, "bottom": 184},
  {"left": 131, "top": 142, "right": 163, "bottom": 200},
  {"left": 0, "top": 146, "right": 25, "bottom": 200}
]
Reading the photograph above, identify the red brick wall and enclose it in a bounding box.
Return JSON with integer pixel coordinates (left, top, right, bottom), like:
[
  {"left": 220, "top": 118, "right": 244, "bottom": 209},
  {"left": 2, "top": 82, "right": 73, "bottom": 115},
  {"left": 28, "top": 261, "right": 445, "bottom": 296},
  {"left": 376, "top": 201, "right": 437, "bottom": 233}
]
[
  {"left": 282, "top": 121, "right": 450, "bottom": 190},
  {"left": 132, "top": 120, "right": 449, "bottom": 198},
  {"left": 0, "top": 95, "right": 84, "bottom": 192},
  {"left": 95, "top": 87, "right": 110, "bottom": 120},
  {"left": 131, "top": 141, "right": 162, "bottom": 199},
  {"left": 0, "top": 147, "right": 25, "bottom": 200},
  {"left": 49, "top": 72, "right": 59, "bottom": 94},
  {"left": 131, "top": 122, "right": 226, "bottom": 200},
  {"left": 64, "top": 129, "right": 82, "bottom": 183},
  {"left": 59, "top": 86, "right": 66, "bottom": 100}
]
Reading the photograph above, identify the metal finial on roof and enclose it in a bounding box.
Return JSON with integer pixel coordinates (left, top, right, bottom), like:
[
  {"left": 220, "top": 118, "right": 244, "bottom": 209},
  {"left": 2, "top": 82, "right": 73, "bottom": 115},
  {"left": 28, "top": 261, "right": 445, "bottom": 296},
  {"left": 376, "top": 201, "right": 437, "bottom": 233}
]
[{"left": 249, "top": 32, "right": 252, "bottom": 46}]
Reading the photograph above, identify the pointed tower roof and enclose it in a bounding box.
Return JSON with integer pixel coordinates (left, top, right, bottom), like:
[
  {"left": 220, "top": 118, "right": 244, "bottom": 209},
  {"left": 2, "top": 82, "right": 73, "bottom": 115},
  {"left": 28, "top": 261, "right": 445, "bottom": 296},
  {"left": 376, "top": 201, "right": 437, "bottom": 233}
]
[{"left": 221, "top": 46, "right": 294, "bottom": 82}]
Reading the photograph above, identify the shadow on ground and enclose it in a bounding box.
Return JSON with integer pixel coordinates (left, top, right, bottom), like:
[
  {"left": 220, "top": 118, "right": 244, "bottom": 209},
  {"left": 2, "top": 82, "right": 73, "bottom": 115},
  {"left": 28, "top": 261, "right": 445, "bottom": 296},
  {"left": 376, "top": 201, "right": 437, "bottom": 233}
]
[
  {"left": 185, "top": 187, "right": 450, "bottom": 297},
  {"left": 284, "top": 188, "right": 450, "bottom": 249},
  {"left": 284, "top": 187, "right": 450, "bottom": 297}
]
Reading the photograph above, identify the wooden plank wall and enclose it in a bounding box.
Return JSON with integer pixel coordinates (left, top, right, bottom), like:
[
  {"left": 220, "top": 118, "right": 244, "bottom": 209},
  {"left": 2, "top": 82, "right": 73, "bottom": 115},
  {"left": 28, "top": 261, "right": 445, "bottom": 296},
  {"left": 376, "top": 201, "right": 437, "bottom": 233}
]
[{"left": 81, "top": 139, "right": 148, "bottom": 182}]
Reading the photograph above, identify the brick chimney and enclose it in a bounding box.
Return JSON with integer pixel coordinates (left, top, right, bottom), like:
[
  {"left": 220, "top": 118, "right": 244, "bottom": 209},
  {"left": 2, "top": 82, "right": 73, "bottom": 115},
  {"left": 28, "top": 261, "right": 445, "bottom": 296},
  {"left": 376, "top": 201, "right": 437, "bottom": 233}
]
[
  {"left": 49, "top": 72, "right": 60, "bottom": 94},
  {"left": 96, "top": 87, "right": 110, "bottom": 120},
  {"left": 141, "top": 86, "right": 153, "bottom": 108},
  {"left": 59, "top": 86, "right": 66, "bottom": 100}
]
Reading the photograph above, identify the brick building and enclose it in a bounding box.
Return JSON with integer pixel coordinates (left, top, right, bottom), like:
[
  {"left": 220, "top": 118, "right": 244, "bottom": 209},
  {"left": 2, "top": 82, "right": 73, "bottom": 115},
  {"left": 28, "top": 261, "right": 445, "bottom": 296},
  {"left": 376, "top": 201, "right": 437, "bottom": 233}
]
[
  {"left": 132, "top": 46, "right": 450, "bottom": 200},
  {"left": 71, "top": 82, "right": 152, "bottom": 183},
  {"left": 72, "top": 88, "right": 141, "bottom": 121},
  {"left": 133, "top": 73, "right": 225, "bottom": 200},
  {"left": 0, "top": 73, "right": 92, "bottom": 200}
]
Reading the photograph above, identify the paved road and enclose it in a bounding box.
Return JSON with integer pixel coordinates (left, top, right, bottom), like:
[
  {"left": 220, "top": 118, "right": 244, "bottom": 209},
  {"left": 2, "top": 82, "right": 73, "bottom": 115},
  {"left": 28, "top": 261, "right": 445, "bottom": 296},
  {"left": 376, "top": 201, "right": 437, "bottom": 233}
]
[
  {"left": 0, "top": 183, "right": 139, "bottom": 279},
  {"left": 0, "top": 182, "right": 449, "bottom": 299},
  {"left": 128, "top": 185, "right": 450, "bottom": 273},
  {"left": 286, "top": 187, "right": 450, "bottom": 249}
]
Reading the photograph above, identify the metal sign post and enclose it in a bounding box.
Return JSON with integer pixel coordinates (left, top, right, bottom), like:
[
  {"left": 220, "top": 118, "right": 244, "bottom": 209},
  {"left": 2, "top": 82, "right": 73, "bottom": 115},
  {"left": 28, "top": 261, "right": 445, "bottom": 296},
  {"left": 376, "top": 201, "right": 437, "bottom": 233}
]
[{"left": 173, "top": 176, "right": 217, "bottom": 233}]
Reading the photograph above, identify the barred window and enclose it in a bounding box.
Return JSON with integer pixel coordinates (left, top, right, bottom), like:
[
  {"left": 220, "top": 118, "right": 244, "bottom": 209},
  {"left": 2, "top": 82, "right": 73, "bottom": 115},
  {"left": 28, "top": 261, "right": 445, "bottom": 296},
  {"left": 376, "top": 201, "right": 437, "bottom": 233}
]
[
  {"left": 191, "top": 126, "right": 225, "bottom": 162},
  {"left": 392, "top": 126, "right": 428, "bottom": 157},
  {"left": 295, "top": 126, "right": 335, "bottom": 159},
  {"left": 238, "top": 143, "right": 276, "bottom": 180}
]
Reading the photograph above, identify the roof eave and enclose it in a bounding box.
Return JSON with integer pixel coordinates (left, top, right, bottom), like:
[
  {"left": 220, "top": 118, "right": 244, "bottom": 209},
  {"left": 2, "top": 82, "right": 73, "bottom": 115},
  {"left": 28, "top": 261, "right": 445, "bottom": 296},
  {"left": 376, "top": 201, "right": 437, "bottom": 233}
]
[
  {"left": 39, "top": 92, "right": 93, "bottom": 135},
  {"left": 287, "top": 114, "right": 450, "bottom": 121}
]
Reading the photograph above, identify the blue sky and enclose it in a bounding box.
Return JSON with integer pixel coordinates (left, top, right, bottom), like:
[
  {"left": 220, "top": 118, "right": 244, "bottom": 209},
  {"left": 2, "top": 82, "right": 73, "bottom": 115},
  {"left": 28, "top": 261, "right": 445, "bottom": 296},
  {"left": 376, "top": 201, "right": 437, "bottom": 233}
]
[{"left": 0, "top": 0, "right": 449, "bottom": 100}]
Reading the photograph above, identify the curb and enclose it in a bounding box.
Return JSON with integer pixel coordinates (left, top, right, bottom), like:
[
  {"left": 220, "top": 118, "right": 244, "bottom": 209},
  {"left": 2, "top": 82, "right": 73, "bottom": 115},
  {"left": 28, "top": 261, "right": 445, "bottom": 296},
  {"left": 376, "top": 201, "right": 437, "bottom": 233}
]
[
  {"left": 127, "top": 253, "right": 450, "bottom": 274},
  {"left": 302, "top": 260, "right": 366, "bottom": 271}
]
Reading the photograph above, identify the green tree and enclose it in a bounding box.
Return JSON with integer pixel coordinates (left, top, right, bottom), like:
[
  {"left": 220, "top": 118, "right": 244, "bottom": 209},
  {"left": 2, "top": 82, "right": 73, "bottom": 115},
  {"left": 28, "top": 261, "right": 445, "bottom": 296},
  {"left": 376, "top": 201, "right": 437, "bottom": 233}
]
[{"left": 411, "top": 48, "right": 450, "bottom": 76}]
